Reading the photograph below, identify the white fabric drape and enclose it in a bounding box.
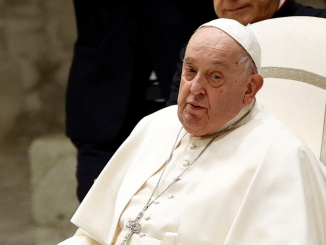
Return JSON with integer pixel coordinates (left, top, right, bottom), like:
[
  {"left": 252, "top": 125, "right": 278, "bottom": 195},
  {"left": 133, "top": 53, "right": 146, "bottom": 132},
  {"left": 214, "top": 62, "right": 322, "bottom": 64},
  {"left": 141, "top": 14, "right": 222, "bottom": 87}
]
[{"left": 59, "top": 103, "right": 326, "bottom": 245}]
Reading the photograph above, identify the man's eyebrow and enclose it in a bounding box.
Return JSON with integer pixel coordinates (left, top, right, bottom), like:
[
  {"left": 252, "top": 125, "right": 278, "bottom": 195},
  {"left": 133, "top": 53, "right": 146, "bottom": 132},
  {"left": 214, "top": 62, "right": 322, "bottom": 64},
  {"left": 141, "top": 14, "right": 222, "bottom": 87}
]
[
  {"left": 183, "top": 56, "right": 227, "bottom": 67},
  {"left": 212, "top": 61, "right": 227, "bottom": 67},
  {"left": 183, "top": 56, "right": 195, "bottom": 62}
]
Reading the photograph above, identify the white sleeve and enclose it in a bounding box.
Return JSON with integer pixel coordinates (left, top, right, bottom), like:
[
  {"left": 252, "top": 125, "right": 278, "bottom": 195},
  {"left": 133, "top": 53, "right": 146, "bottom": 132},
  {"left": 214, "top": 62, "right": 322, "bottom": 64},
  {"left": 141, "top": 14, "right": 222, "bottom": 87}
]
[{"left": 58, "top": 228, "right": 103, "bottom": 245}]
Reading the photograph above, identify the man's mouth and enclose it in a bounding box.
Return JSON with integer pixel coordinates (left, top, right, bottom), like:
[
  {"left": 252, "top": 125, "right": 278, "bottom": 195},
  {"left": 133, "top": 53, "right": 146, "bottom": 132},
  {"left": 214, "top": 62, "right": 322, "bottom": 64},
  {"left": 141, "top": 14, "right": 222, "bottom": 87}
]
[
  {"left": 187, "top": 101, "right": 205, "bottom": 110},
  {"left": 226, "top": 5, "right": 248, "bottom": 13}
]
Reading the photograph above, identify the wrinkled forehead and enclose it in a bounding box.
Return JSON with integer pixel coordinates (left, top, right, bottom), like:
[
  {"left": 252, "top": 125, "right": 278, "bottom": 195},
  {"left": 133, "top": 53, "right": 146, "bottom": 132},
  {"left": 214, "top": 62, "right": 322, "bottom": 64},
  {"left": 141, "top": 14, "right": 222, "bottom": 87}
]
[{"left": 197, "top": 19, "right": 261, "bottom": 72}]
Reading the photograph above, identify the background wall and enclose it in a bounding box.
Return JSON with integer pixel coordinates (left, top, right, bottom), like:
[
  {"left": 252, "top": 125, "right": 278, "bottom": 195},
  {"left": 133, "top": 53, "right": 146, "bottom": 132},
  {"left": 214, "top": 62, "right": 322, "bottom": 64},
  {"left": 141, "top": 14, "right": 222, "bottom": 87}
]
[
  {"left": 0, "top": 0, "right": 76, "bottom": 150},
  {"left": 0, "top": 1, "right": 77, "bottom": 244}
]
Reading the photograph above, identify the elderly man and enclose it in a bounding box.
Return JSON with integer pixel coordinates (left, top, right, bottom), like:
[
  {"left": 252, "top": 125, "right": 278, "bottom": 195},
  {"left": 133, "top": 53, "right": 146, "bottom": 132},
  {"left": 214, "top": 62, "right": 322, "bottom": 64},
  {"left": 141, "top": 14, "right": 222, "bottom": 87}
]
[
  {"left": 59, "top": 19, "right": 326, "bottom": 245},
  {"left": 167, "top": 0, "right": 326, "bottom": 105},
  {"left": 213, "top": 0, "right": 326, "bottom": 25}
]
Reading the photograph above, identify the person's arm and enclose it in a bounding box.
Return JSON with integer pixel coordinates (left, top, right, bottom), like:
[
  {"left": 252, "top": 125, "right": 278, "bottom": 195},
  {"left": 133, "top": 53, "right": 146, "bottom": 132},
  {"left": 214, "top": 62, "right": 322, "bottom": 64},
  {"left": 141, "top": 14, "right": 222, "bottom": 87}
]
[
  {"left": 166, "top": 46, "right": 186, "bottom": 106},
  {"left": 58, "top": 228, "right": 103, "bottom": 245}
]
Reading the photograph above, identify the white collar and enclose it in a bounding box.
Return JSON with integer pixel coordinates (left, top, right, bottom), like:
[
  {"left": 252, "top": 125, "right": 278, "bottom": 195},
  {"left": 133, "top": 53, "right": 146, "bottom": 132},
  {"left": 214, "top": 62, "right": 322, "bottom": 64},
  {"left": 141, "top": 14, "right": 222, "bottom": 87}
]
[
  {"left": 278, "top": 0, "right": 286, "bottom": 10},
  {"left": 205, "top": 99, "right": 257, "bottom": 137}
]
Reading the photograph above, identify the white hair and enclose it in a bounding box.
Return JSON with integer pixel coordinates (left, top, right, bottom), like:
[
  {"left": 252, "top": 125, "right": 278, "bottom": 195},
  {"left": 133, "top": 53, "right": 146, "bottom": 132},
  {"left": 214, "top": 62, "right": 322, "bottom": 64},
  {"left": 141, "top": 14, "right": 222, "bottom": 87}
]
[{"left": 238, "top": 48, "right": 258, "bottom": 74}]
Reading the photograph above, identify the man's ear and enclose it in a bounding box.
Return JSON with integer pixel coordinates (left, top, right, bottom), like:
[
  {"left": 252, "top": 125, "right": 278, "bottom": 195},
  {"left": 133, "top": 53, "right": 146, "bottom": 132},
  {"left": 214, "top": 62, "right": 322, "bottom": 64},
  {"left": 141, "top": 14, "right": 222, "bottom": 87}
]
[{"left": 243, "top": 74, "right": 263, "bottom": 105}]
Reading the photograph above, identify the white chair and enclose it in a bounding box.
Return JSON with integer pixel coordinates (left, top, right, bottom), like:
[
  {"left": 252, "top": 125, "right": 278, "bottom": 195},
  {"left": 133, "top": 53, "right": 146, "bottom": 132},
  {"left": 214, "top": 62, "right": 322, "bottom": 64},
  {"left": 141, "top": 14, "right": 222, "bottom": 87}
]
[{"left": 249, "top": 17, "right": 326, "bottom": 165}]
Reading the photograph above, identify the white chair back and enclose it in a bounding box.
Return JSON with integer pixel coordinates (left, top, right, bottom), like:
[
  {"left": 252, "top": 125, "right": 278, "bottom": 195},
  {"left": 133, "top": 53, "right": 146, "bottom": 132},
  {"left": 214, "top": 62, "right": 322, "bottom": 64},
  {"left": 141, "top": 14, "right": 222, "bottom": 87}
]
[{"left": 249, "top": 17, "right": 326, "bottom": 164}]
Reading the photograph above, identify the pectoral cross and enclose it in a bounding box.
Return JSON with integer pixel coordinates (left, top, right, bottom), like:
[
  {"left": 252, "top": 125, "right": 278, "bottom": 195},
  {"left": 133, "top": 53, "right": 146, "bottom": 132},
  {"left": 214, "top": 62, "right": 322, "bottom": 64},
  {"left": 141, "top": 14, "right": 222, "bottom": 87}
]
[{"left": 119, "top": 206, "right": 148, "bottom": 245}]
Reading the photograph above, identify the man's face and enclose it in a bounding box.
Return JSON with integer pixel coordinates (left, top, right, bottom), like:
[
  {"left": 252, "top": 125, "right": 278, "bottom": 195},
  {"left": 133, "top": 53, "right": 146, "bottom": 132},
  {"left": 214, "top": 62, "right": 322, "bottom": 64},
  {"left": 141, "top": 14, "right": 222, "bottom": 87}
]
[
  {"left": 177, "top": 27, "right": 252, "bottom": 136},
  {"left": 214, "top": 0, "right": 280, "bottom": 25}
]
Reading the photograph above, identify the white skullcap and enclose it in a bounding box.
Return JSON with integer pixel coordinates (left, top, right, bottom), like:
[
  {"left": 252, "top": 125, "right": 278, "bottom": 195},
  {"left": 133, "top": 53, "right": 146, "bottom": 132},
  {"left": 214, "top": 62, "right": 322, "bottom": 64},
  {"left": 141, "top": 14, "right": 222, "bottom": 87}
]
[{"left": 200, "top": 18, "right": 261, "bottom": 73}]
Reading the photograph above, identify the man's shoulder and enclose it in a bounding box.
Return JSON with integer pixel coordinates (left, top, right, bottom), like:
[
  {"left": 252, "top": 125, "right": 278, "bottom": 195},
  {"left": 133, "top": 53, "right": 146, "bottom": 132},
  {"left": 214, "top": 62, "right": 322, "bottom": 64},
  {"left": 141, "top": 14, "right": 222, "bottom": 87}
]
[
  {"left": 275, "top": 0, "right": 326, "bottom": 18},
  {"left": 295, "top": 3, "right": 326, "bottom": 18},
  {"left": 130, "top": 105, "right": 181, "bottom": 138},
  {"left": 140, "top": 105, "right": 179, "bottom": 126},
  {"left": 243, "top": 104, "right": 322, "bottom": 176},
  {"left": 258, "top": 105, "right": 317, "bottom": 160},
  {"left": 250, "top": 103, "right": 309, "bottom": 151}
]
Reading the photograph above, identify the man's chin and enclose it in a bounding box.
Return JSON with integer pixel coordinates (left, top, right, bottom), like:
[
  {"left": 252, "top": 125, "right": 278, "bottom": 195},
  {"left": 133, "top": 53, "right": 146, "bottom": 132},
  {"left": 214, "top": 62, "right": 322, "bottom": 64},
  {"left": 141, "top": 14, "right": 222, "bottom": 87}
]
[
  {"left": 220, "top": 12, "right": 254, "bottom": 26},
  {"left": 181, "top": 115, "right": 206, "bottom": 136}
]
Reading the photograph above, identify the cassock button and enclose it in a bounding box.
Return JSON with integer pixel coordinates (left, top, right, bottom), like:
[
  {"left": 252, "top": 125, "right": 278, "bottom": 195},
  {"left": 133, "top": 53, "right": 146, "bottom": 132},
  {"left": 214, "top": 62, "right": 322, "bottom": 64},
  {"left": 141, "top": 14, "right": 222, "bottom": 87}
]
[
  {"left": 182, "top": 160, "right": 190, "bottom": 167},
  {"left": 154, "top": 200, "right": 159, "bottom": 204},
  {"left": 145, "top": 216, "right": 150, "bottom": 221},
  {"left": 182, "top": 160, "right": 189, "bottom": 167},
  {"left": 189, "top": 144, "right": 196, "bottom": 149},
  {"left": 168, "top": 194, "right": 174, "bottom": 199},
  {"left": 139, "top": 232, "right": 145, "bottom": 237}
]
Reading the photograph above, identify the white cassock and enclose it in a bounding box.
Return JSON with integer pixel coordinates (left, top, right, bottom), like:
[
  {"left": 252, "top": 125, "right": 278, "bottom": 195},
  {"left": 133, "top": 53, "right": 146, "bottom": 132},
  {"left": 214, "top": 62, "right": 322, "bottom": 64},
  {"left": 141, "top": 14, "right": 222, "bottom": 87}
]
[{"left": 59, "top": 102, "right": 326, "bottom": 245}]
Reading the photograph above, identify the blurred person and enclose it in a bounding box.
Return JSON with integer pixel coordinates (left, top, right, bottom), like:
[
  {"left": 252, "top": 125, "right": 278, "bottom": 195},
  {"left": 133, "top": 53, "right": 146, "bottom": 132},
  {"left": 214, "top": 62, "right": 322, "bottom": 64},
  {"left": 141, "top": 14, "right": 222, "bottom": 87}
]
[
  {"left": 66, "top": 0, "right": 216, "bottom": 201},
  {"left": 59, "top": 19, "right": 326, "bottom": 245},
  {"left": 167, "top": 0, "right": 326, "bottom": 105}
]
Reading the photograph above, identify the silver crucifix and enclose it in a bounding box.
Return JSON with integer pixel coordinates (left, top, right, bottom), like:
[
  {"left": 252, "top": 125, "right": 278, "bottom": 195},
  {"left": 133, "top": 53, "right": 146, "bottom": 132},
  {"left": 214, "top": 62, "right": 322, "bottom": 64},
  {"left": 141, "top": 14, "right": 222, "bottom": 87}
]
[{"left": 119, "top": 206, "right": 148, "bottom": 245}]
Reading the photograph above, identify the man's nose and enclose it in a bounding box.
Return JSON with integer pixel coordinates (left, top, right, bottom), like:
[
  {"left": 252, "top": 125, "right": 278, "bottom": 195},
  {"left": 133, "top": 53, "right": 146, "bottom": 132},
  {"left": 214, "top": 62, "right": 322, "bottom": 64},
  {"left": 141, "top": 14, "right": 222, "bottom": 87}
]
[{"left": 190, "top": 74, "right": 206, "bottom": 95}]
